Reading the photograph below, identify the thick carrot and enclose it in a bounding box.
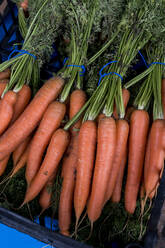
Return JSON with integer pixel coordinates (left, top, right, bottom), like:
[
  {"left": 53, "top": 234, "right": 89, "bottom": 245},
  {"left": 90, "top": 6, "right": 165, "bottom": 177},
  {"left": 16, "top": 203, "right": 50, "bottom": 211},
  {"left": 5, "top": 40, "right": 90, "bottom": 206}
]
[
  {"left": 111, "top": 147, "right": 127, "bottom": 203},
  {"left": 113, "top": 88, "right": 130, "bottom": 119},
  {"left": 39, "top": 173, "right": 55, "bottom": 212},
  {"left": 87, "top": 117, "right": 116, "bottom": 223},
  {"left": 105, "top": 119, "right": 129, "bottom": 202},
  {"left": 74, "top": 121, "right": 97, "bottom": 225},
  {"left": 69, "top": 89, "right": 86, "bottom": 134},
  {"left": 0, "top": 77, "right": 64, "bottom": 160},
  {"left": 145, "top": 120, "right": 165, "bottom": 198},
  {"left": 26, "top": 101, "right": 66, "bottom": 185},
  {"left": 0, "top": 91, "right": 17, "bottom": 135},
  {"left": 59, "top": 134, "right": 79, "bottom": 236},
  {"left": 0, "top": 155, "right": 10, "bottom": 176},
  {"left": 11, "top": 85, "right": 31, "bottom": 123},
  {"left": 162, "top": 79, "right": 165, "bottom": 119},
  {"left": 22, "top": 129, "right": 69, "bottom": 205},
  {"left": 0, "top": 69, "right": 10, "bottom": 80},
  {"left": 125, "top": 110, "right": 149, "bottom": 214},
  {"left": 12, "top": 135, "right": 31, "bottom": 167}
]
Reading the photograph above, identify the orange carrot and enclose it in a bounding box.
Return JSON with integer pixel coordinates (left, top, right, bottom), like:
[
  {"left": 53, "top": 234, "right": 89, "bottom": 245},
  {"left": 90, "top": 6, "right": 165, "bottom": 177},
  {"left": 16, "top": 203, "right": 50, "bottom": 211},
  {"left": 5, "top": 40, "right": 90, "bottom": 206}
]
[
  {"left": 11, "top": 85, "right": 31, "bottom": 123},
  {"left": 162, "top": 79, "right": 165, "bottom": 119},
  {"left": 69, "top": 89, "right": 86, "bottom": 134},
  {"left": 22, "top": 129, "right": 69, "bottom": 205},
  {"left": 39, "top": 173, "right": 55, "bottom": 213},
  {"left": 0, "top": 77, "right": 64, "bottom": 160},
  {"left": 111, "top": 147, "right": 127, "bottom": 203},
  {"left": 145, "top": 120, "right": 165, "bottom": 198},
  {"left": 96, "top": 113, "right": 105, "bottom": 123},
  {"left": 59, "top": 134, "right": 79, "bottom": 236},
  {"left": 87, "top": 117, "right": 116, "bottom": 223},
  {"left": 12, "top": 135, "right": 31, "bottom": 167},
  {"left": 0, "top": 91, "right": 17, "bottom": 135},
  {"left": 125, "top": 107, "right": 135, "bottom": 122},
  {"left": 0, "top": 82, "right": 7, "bottom": 97},
  {"left": 26, "top": 101, "right": 66, "bottom": 185},
  {"left": 113, "top": 89, "right": 130, "bottom": 119},
  {"left": 0, "top": 156, "right": 10, "bottom": 176},
  {"left": 125, "top": 110, "right": 149, "bottom": 214},
  {"left": 0, "top": 69, "right": 10, "bottom": 80},
  {"left": 105, "top": 119, "right": 129, "bottom": 202},
  {"left": 74, "top": 121, "right": 97, "bottom": 225}
]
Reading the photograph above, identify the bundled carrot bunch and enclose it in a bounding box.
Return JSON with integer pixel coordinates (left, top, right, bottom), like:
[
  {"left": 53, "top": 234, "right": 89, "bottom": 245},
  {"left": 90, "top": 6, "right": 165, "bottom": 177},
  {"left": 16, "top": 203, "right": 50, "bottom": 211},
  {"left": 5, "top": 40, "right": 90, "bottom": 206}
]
[{"left": 0, "top": 0, "right": 165, "bottom": 244}]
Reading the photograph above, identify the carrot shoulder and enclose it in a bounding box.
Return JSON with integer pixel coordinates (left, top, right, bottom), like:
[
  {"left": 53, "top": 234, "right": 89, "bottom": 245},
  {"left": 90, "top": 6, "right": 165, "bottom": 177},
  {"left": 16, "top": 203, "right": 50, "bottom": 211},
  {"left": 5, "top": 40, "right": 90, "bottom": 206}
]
[{"left": 0, "top": 77, "right": 64, "bottom": 160}]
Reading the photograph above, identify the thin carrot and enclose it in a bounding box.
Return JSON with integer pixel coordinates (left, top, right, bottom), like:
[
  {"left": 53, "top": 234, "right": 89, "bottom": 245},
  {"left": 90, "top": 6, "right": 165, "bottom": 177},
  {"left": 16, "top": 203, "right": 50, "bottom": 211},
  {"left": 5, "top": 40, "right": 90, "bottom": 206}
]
[
  {"left": 87, "top": 117, "right": 116, "bottom": 223},
  {"left": 0, "top": 77, "right": 64, "bottom": 160},
  {"left": 0, "top": 91, "right": 17, "bottom": 135},
  {"left": 74, "top": 120, "right": 97, "bottom": 226},
  {"left": 113, "top": 88, "right": 130, "bottom": 119},
  {"left": 0, "top": 69, "right": 10, "bottom": 80},
  {"left": 105, "top": 119, "right": 129, "bottom": 202},
  {"left": 125, "top": 110, "right": 149, "bottom": 214},
  {"left": 59, "top": 133, "right": 79, "bottom": 236},
  {"left": 22, "top": 129, "right": 70, "bottom": 205},
  {"left": 11, "top": 85, "right": 31, "bottom": 123},
  {"left": 162, "top": 79, "right": 165, "bottom": 119},
  {"left": 12, "top": 135, "right": 31, "bottom": 167},
  {"left": 111, "top": 147, "right": 127, "bottom": 203},
  {"left": 26, "top": 101, "right": 66, "bottom": 185},
  {"left": 145, "top": 120, "right": 165, "bottom": 199},
  {"left": 39, "top": 173, "right": 55, "bottom": 213}
]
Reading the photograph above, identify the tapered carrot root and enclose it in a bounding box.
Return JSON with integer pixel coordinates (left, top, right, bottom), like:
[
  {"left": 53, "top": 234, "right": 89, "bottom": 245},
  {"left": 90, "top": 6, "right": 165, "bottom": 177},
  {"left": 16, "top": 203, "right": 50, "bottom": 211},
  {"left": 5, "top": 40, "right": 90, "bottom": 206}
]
[
  {"left": 87, "top": 117, "right": 116, "bottom": 223},
  {"left": 26, "top": 101, "right": 66, "bottom": 185},
  {"left": 39, "top": 173, "right": 55, "bottom": 213},
  {"left": 111, "top": 147, "right": 127, "bottom": 203},
  {"left": 22, "top": 129, "right": 70, "bottom": 205},
  {"left": 74, "top": 121, "right": 97, "bottom": 225},
  {"left": 11, "top": 85, "right": 31, "bottom": 123},
  {"left": 0, "top": 156, "right": 10, "bottom": 176},
  {"left": 162, "top": 79, "right": 165, "bottom": 119},
  {"left": 12, "top": 136, "right": 31, "bottom": 167},
  {"left": 145, "top": 120, "right": 165, "bottom": 199},
  {"left": 59, "top": 134, "right": 79, "bottom": 236},
  {"left": 0, "top": 77, "right": 64, "bottom": 160},
  {"left": 125, "top": 110, "right": 149, "bottom": 214},
  {"left": 0, "top": 69, "right": 10, "bottom": 80},
  {"left": 113, "top": 89, "right": 130, "bottom": 119},
  {"left": 105, "top": 119, "right": 129, "bottom": 203},
  {"left": 69, "top": 89, "right": 86, "bottom": 134},
  {"left": 0, "top": 91, "right": 17, "bottom": 135}
]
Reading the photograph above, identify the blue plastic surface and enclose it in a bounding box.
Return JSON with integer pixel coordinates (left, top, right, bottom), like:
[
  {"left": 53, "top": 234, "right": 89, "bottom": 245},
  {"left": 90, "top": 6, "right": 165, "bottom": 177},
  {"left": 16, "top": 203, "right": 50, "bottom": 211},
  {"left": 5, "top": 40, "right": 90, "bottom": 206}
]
[{"left": 0, "top": 223, "right": 55, "bottom": 248}]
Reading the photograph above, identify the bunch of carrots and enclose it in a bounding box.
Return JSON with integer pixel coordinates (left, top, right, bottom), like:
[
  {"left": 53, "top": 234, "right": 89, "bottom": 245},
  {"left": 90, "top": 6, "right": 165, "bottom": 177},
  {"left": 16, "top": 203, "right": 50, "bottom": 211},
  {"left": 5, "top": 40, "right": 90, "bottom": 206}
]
[{"left": 0, "top": 0, "right": 165, "bottom": 243}]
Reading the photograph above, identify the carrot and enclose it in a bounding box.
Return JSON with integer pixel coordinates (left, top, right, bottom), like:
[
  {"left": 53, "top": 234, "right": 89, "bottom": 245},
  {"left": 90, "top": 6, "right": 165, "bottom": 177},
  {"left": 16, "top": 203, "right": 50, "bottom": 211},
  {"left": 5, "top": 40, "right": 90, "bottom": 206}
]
[
  {"left": 0, "top": 77, "right": 64, "bottom": 160},
  {"left": 87, "top": 117, "right": 116, "bottom": 223},
  {"left": 145, "top": 120, "right": 165, "bottom": 199},
  {"left": 0, "top": 69, "right": 10, "bottom": 80},
  {"left": 105, "top": 119, "right": 129, "bottom": 202},
  {"left": 11, "top": 85, "right": 31, "bottom": 123},
  {"left": 69, "top": 89, "right": 86, "bottom": 134},
  {"left": 26, "top": 101, "right": 66, "bottom": 185},
  {"left": 96, "top": 113, "right": 105, "bottom": 123},
  {"left": 111, "top": 147, "right": 127, "bottom": 203},
  {"left": 22, "top": 129, "right": 69, "bottom": 205},
  {"left": 39, "top": 173, "right": 55, "bottom": 213},
  {"left": 0, "top": 91, "right": 17, "bottom": 135},
  {"left": 0, "top": 82, "right": 7, "bottom": 97},
  {"left": 0, "top": 79, "right": 9, "bottom": 85},
  {"left": 0, "top": 156, "right": 10, "bottom": 176},
  {"left": 12, "top": 135, "right": 31, "bottom": 167},
  {"left": 162, "top": 79, "right": 165, "bottom": 119},
  {"left": 125, "top": 110, "right": 149, "bottom": 214},
  {"left": 113, "top": 88, "right": 130, "bottom": 119},
  {"left": 59, "top": 134, "right": 79, "bottom": 236},
  {"left": 74, "top": 120, "right": 97, "bottom": 225}
]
